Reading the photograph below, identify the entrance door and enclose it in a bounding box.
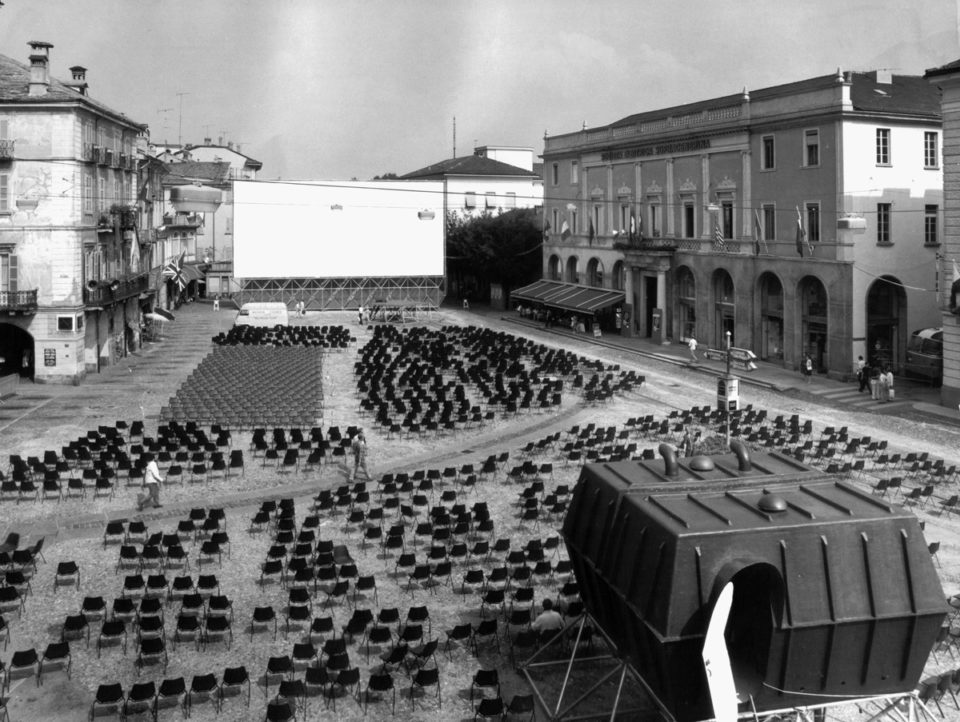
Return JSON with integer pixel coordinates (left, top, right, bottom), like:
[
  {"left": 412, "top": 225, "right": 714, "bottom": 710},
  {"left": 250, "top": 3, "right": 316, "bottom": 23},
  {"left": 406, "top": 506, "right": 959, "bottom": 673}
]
[{"left": 644, "top": 275, "right": 658, "bottom": 338}]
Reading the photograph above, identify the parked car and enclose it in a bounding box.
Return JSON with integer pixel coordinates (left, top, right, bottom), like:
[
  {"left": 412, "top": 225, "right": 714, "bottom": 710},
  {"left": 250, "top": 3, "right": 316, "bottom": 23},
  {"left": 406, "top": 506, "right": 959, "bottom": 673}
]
[{"left": 904, "top": 327, "right": 942, "bottom": 385}]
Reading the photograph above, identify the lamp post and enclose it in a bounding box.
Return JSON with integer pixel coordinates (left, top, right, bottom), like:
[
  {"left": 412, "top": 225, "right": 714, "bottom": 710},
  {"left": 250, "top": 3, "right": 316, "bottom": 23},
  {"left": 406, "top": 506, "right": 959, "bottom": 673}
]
[{"left": 724, "top": 330, "right": 732, "bottom": 446}]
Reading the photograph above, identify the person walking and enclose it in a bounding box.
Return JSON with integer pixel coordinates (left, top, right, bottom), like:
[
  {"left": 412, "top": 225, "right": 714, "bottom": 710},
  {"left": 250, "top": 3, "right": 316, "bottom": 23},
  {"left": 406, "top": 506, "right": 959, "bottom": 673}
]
[
  {"left": 137, "top": 454, "right": 163, "bottom": 511},
  {"left": 857, "top": 356, "right": 869, "bottom": 392},
  {"left": 879, "top": 366, "right": 894, "bottom": 403},
  {"left": 687, "top": 336, "right": 698, "bottom": 362},
  {"left": 350, "top": 431, "right": 370, "bottom": 480},
  {"left": 803, "top": 354, "right": 813, "bottom": 384}
]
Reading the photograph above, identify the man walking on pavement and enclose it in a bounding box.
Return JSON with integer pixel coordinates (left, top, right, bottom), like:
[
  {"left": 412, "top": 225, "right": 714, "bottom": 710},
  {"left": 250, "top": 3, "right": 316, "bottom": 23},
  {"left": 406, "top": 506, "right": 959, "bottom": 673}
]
[
  {"left": 687, "top": 336, "right": 698, "bottom": 362},
  {"left": 350, "top": 430, "right": 370, "bottom": 480},
  {"left": 137, "top": 454, "right": 164, "bottom": 511}
]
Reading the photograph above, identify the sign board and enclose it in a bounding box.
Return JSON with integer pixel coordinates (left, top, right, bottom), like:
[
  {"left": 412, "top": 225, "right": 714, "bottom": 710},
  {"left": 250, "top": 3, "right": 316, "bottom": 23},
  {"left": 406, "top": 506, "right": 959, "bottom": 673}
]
[
  {"left": 593, "top": 326, "right": 602, "bottom": 338},
  {"left": 703, "top": 347, "right": 758, "bottom": 371},
  {"left": 44, "top": 348, "right": 56, "bottom": 367}
]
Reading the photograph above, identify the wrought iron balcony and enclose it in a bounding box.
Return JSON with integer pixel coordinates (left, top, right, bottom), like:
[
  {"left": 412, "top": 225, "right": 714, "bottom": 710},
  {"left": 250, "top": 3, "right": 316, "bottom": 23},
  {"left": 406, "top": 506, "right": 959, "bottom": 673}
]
[
  {"left": 0, "top": 139, "right": 13, "bottom": 160},
  {"left": 83, "top": 273, "right": 149, "bottom": 307},
  {"left": 0, "top": 289, "right": 38, "bottom": 313}
]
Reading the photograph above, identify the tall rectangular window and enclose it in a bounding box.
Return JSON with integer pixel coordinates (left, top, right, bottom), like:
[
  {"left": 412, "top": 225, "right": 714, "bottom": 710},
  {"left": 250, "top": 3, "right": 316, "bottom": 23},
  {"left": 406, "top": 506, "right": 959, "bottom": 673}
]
[
  {"left": 762, "top": 204, "right": 776, "bottom": 241},
  {"left": 683, "top": 202, "right": 695, "bottom": 238},
  {"left": 925, "top": 204, "right": 938, "bottom": 245},
  {"left": 925, "top": 132, "right": 939, "bottom": 169},
  {"left": 876, "top": 128, "right": 890, "bottom": 165},
  {"left": 484, "top": 192, "right": 496, "bottom": 209},
  {"left": 805, "top": 203, "right": 820, "bottom": 243},
  {"left": 649, "top": 203, "right": 660, "bottom": 237},
  {"left": 83, "top": 172, "right": 92, "bottom": 214},
  {"left": 463, "top": 191, "right": 476, "bottom": 209},
  {"left": 761, "top": 135, "right": 775, "bottom": 169},
  {"left": 804, "top": 129, "right": 820, "bottom": 166},
  {"left": 877, "top": 203, "right": 891, "bottom": 243},
  {"left": 551, "top": 163, "right": 559, "bottom": 185},
  {"left": 620, "top": 204, "right": 629, "bottom": 233},
  {"left": 570, "top": 161, "right": 579, "bottom": 184},
  {"left": 0, "top": 173, "right": 8, "bottom": 213},
  {"left": 551, "top": 208, "right": 559, "bottom": 233},
  {"left": 570, "top": 209, "right": 578, "bottom": 235},
  {"left": 721, "top": 202, "right": 734, "bottom": 239}
]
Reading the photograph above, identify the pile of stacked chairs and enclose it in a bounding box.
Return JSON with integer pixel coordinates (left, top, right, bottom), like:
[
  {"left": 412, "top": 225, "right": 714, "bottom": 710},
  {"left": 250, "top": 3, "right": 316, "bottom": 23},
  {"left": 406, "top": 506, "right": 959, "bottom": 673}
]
[
  {"left": 141, "top": 421, "right": 243, "bottom": 486},
  {"left": 2, "top": 421, "right": 145, "bottom": 504},
  {"left": 212, "top": 324, "right": 354, "bottom": 348},
  {"left": 160, "top": 346, "right": 324, "bottom": 428},
  {"left": 355, "top": 325, "right": 643, "bottom": 436}
]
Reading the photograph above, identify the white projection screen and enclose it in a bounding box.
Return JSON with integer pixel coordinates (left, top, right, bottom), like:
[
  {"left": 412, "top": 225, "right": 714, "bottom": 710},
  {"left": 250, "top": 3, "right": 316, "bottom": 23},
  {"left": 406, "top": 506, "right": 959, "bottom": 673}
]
[{"left": 233, "top": 180, "right": 445, "bottom": 279}]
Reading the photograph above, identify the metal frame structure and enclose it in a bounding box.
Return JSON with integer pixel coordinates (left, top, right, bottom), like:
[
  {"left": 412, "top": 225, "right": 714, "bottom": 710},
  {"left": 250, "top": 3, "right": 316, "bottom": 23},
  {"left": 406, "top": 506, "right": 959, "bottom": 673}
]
[
  {"left": 518, "top": 613, "right": 938, "bottom": 722},
  {"left": 236, "top": 276, "right": 444, "bottom": 313}
]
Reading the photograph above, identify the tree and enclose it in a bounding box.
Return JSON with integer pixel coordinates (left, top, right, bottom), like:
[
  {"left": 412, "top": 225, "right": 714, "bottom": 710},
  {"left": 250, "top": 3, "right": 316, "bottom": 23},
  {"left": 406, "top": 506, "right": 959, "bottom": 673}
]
[
  {"left": 372, "top": 172, "right": 399, "bottom": 180},
  {"left": 445, "top": 207, "right": 543, "bottom": 302}
]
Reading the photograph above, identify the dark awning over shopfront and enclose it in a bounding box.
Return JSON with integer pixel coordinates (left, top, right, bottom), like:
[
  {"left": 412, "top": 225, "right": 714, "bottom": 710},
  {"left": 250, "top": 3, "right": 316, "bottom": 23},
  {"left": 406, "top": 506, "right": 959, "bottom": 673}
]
[{"left": 511, "top": 280, "right": 624, "bottom": 314}]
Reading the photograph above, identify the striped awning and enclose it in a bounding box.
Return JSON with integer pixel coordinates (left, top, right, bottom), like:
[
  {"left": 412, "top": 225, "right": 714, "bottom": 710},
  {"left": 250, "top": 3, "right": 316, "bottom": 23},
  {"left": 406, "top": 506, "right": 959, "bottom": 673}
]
[{"left": 511, "top": 280, "right": 624, "bottom": 314}]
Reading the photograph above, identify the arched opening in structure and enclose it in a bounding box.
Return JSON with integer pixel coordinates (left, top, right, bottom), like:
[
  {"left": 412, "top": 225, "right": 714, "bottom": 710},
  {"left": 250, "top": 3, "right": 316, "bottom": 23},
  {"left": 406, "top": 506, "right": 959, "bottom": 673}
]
[
  {"left": 866, "top": 275, "right": 907, "bottom": 372},
  {"left": 758, "top": 272, "right": 784, "bottom": 361},
  {"left": 798, "top": 276, "right": 829, "bottom": 372},
  {"left": 676, "top": 266, "right": 696, "bottom": 341},
  {"left": 565, "top": 256, "right": 580, "bottom": 284},
  {"left": 712, "top": 269, "right": 735, "bottom": 347},
  {"left": 547, "top": 254, "right": 561, "bottom": 281},
  {"left": 586, "top": 258, "right": 604, "bottom": 287},
  {"left": 0, "top": 323, "right": 34, "bottom": 380}
]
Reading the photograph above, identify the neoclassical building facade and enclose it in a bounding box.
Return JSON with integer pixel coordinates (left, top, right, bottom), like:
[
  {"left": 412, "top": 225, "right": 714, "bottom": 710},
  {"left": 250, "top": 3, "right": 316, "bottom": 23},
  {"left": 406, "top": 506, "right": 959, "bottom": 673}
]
[{"left": 542, "top": 70, "right": 943, "bottom": 379}]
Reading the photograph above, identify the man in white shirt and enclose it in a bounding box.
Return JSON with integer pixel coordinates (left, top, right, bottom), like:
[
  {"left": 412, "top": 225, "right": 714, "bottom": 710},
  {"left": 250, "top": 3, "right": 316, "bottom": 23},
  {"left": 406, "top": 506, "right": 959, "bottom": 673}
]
[
  {"left": 531, "top": 598, "right": 564, "bottom": 637},
  {"left": 687, "top": 336, "right": 698, "bottom": 362},
  {"left": 137, "top": 455, "right": 164, "bottom": 511}
]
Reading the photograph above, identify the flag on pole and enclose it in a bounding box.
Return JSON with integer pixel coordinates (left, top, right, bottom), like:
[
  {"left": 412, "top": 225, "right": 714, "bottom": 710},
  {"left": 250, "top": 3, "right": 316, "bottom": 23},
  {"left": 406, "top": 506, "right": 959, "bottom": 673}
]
[
  {"left": 162, "top": 250, "right": 188, "bottom": 292},
  {"left": 795, "top": 206, "right": 805, "bottom": 258},
  {"left": 753, "top": 209, "right": 764, "bottom": 255},
  {"left": 713, "top": 221, "right": 726, "bottom": 251},
  {"left": 588, "top": 217, "right": 595, "bottom": 245},
  {"left": 629, "top": 208, "right": 637, "bottom": 241},
  {"left": 560, "top": 220, "right": 571, "bottom": 240},
  {"left": 542, "top": 219, "right": 551, "bottom": 238}
]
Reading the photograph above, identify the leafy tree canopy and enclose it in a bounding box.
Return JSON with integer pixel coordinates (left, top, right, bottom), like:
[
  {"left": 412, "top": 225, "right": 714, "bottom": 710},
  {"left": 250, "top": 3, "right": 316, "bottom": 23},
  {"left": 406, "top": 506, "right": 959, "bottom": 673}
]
[{"left": 446, "top": 208, "right": 543, "bottom": 290}]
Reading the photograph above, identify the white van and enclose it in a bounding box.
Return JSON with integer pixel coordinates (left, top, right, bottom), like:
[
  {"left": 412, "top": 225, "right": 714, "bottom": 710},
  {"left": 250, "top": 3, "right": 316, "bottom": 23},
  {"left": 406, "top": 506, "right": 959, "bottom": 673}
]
[{"left": 234, "top": 302, "right": 289, "bottom": 328}]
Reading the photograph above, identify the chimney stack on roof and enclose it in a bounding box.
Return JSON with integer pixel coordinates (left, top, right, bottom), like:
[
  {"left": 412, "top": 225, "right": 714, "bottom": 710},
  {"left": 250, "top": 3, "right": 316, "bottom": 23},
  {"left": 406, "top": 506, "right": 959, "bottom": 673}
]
[
  {"left": 204, "top": 137, "right": 212, "bottom": 145},
  {"left": 27, "top": 40, "right": 54, "bottom": 97},
  {"left": 67, "top": 65, "right": 88, "bottom": 96}
]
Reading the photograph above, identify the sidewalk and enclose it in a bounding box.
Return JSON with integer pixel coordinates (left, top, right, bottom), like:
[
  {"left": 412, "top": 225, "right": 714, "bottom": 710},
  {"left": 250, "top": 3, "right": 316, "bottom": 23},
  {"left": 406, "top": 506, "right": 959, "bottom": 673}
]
[{"left": 477, "top": 305, "right": 960, "bottom": 428}]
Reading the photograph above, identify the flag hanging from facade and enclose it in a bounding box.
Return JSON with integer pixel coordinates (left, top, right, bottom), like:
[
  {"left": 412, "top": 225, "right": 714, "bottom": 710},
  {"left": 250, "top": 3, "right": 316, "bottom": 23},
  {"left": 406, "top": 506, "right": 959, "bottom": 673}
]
[
  {"left": 753, "top": 209, "right": 764, "bottom": 255},
  {"left": 795, "top": 206, "right": 805, "bottom": 258},
  {"left": 713, "top": 222, "right": 725, "bottom": 251},
  {"left": 629, "top": 208, "right": 637, "bottom": 241},
  {"left": 542, "top": 219, "right": 551, "bottom": 238},
  {"left": 560, "top": 220, "right": 571, "bottom": 240},
  {"left": 588, "top": 217, "right": 595, "bottom": 245},
  {"left": 162, "top": 251, "right": 188, "bottom": 291}
]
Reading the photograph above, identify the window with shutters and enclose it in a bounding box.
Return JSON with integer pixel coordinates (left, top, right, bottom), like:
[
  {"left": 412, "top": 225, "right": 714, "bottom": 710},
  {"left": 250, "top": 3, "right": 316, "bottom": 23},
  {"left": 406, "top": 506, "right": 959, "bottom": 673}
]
[{"left": 0, "top": 173, "right": 9, "bottom": 214}]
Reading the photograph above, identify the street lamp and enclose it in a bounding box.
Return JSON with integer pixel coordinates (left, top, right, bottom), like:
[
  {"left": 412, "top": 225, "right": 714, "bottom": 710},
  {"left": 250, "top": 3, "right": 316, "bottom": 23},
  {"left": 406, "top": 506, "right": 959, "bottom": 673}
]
[{"left": 724, "top": 330, "right": 732, "bottom": 446}]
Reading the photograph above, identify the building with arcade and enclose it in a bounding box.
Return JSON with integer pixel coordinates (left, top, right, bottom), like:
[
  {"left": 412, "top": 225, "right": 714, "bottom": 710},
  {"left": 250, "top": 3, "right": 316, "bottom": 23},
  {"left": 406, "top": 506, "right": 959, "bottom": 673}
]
[{"left": 540, "top": 69, "right": 943, "bottom": 379}]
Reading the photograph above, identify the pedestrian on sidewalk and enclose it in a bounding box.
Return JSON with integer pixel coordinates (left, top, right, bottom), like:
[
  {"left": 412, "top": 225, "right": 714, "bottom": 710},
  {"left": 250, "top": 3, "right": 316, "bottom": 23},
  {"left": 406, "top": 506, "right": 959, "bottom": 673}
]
[
  {"left": 350, "top": 431, "right": 370, "bottom": 480},
  {"left": 137, "top": 454, "right": 163, "bottom": 511},
  {"left": 687, "top": 336, "right": 698, "bottom": 362},
  {"left": 802, "top": 354, "right": 813, "bottom": 384},
  {"left": 869, "top": 363, "right": 880, "bottom": 399},
  {"left": 857, "top": 356, "right": 869, "bottom": 392}
]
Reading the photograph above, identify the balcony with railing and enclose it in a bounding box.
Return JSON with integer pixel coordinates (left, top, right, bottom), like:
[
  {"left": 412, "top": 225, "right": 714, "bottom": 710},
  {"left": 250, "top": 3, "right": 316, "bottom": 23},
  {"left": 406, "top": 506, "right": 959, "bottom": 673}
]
[
  {"left": 0, "top": 289, "right": 38, "bottom": 313},
  {"left": 0, "top": 139, "right": 13, "bottom": 160},
  {"left": 83, "top": 273, "right": 149, "bottom": 307}
]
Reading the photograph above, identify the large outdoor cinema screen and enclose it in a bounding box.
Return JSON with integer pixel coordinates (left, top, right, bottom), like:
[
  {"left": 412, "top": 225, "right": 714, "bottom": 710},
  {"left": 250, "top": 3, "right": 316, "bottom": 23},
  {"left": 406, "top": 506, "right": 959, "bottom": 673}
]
[{"left": 232, "top": 180, "right": 445, "bottom": 279}]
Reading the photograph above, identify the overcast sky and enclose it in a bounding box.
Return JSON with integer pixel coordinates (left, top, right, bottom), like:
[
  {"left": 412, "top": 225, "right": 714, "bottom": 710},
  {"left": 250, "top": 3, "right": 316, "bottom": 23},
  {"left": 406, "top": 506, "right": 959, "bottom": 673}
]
[{"left": 3, "top": 0, "right": 958, "bottom": 180}]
